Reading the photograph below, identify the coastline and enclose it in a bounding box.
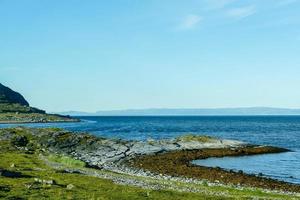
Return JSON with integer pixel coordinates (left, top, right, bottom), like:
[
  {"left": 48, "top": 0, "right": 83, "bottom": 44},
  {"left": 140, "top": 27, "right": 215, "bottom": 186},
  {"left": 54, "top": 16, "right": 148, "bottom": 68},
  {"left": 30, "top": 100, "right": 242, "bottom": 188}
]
[
  {"left": 0, "top": 127, "right": 299, "bottom": 199},
  {"left": 0, "top": 113, "right": 80, "bottom": 124},
  {"left": 0, "top": 119, "right": 80, "bottom": 124}
]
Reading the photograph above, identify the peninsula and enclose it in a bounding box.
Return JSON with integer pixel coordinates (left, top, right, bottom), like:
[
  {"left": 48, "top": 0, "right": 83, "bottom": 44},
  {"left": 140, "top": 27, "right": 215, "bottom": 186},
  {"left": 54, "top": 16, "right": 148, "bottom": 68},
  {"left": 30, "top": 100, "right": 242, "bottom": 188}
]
[{"left": 0, "top": 83, "right": 78, "bottom": 123}]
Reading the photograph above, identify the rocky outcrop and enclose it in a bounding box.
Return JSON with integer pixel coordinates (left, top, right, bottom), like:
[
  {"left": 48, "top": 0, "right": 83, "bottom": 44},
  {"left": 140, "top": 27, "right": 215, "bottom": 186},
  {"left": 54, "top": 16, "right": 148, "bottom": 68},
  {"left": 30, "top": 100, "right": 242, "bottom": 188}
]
[
  {"left": 11, "top": 127, "right": 246, "bottom": 169},
  {"left": 2, "top": 127, "right": 288, "bottom": 173}
]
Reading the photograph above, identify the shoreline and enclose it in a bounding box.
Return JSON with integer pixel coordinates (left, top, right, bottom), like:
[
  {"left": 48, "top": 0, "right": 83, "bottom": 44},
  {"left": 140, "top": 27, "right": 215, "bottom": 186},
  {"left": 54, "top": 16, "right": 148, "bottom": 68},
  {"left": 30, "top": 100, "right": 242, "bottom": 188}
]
[
  {"left": 0, "top": 113, "right": 80, "bottom": 124},
  {"left": 0, "top": 119, "right": 80, "bottom": 124},
  {"left": 1, "top": 127, "right": 299, "bottom": 196},
  {"left": 129, "top": 146, "right": 300, "bottom": 193}
]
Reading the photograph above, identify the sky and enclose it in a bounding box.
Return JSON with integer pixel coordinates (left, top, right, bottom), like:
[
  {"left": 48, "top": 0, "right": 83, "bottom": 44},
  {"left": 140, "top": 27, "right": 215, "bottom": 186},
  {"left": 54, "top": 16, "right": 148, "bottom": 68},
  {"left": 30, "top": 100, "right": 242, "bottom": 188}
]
[{"left": 0, "top": 0, "right": 300, "bottom": 112}]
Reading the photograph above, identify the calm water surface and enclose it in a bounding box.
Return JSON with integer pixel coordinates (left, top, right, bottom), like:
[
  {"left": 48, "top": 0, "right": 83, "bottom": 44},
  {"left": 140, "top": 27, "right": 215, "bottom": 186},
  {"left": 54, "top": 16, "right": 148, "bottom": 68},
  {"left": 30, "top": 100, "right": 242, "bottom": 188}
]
[{"left": 1, "top": 116, "right": 299, "bottom": 184}]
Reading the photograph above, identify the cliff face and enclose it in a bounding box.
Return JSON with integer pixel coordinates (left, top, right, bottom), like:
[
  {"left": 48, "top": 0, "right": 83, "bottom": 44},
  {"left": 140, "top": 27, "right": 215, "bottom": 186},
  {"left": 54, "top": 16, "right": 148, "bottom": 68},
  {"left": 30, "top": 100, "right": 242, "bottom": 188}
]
[{"left": 0, "top": 83, "right": 29, "bottom": 106}]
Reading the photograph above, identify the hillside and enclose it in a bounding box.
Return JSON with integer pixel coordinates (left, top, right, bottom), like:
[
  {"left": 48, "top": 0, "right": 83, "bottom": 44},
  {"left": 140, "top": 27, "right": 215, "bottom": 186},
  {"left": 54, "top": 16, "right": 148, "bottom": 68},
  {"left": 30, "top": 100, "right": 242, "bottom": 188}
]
[
  {"left": 0, "top": 83, "right": 78, "bottom": 123},
  {"left": 0, "top": 83, "right": 45, "bottom": 114},
  {"left": 0, "top": 83, "right": 29, "bottom": 106}
]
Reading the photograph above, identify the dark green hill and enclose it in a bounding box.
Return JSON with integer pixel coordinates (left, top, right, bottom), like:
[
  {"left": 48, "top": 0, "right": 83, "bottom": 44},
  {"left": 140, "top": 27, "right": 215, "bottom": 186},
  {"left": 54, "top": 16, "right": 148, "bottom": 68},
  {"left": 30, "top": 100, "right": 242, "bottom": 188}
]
[
  {"left": 0, "top": 83, "right": 45, "bottom": 114},
  {"left": 0, "top": 83, "right": 29, "bottom": 106}
]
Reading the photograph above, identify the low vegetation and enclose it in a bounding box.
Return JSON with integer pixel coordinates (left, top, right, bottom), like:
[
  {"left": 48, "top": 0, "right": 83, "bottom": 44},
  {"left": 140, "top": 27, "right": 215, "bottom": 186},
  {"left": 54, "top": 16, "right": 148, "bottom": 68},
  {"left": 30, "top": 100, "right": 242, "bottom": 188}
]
[
  {"left": 0, "top": 112, "right": 78, "bottom": 123},
  {"left": 47, "top": 155, "right": 86, "bottom": 168},
  {"left": 0, "top": 103, "right": 45, "bottom": 114}
]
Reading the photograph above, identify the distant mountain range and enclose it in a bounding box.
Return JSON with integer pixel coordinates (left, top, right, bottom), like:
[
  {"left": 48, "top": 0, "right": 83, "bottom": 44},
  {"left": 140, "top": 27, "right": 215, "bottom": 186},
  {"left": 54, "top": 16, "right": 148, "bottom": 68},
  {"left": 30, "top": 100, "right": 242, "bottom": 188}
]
[{"left": 55, "top": 107, "right": 300, "bottom": 116}]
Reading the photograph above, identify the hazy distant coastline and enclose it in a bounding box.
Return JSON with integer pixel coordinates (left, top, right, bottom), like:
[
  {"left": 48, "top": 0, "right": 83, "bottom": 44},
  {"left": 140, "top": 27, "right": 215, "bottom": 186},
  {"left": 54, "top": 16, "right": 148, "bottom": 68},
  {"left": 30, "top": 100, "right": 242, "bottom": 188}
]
[{"left": 55, "top": 107, "right": 300, "bottom": 116}]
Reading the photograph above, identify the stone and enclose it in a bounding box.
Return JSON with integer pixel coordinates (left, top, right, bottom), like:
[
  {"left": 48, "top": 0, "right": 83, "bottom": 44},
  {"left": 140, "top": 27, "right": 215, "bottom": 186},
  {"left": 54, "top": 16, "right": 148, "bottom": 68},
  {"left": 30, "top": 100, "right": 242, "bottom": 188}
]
[
  {"left": 67, "top": 184, "right": 75, "bottom": 190},
  {"left": 11, "top": 135, "right": 28, "bottom": 147},
  {"left": 0, "top": 169, "right": 24, "bottom": 178},
  {"left": 34, "top": 178, "right": 56, "bottom": 185}
]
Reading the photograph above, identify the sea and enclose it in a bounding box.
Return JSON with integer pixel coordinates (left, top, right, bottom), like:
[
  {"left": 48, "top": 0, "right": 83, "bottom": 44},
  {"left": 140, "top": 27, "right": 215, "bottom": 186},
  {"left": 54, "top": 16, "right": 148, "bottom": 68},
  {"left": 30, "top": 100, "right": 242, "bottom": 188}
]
[{"left": 1, "top": 116, "right": 299, "bottom": 184}]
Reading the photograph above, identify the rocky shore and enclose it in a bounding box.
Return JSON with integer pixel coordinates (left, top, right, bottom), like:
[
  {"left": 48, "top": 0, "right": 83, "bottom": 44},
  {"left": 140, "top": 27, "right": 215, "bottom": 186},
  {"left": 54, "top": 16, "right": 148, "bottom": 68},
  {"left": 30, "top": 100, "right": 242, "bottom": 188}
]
[
  {"left": 2, "top": 128, "right": 298, "bottom": 188},
  {"left": 130, "top": 147, "right": 300, "bottom": 192},
  {"left": 1, "top": 127, "right": 299, "bottom": 199}
]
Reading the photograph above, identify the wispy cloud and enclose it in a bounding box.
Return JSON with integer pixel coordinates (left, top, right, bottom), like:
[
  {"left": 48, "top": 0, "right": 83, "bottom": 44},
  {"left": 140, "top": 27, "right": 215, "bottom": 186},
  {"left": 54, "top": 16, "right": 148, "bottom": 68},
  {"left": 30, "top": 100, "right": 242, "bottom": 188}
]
[
  {"left": 226, "top": 5, "right": 256, "bottom": 19},
  {"left": 204, "top": 0, "right": 236, "bottom": 10},
  {"left": 178, "top": 14, "right": 203, "bottom": 30}
]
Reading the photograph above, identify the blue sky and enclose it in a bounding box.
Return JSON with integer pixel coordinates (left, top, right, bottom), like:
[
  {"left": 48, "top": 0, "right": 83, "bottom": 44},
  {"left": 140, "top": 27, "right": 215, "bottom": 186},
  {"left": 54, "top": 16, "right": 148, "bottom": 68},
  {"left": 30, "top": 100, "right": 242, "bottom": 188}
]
[{"left": 1, "top": 0, "right": 300, "bottom": 112}]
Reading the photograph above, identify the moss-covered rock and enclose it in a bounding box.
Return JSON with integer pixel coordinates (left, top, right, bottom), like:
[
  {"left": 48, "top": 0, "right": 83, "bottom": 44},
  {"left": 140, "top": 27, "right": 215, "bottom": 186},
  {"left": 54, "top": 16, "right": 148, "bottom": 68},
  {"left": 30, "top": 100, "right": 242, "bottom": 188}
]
[
  {"left": 11, "top": 135, "right": 29, "bottom": 147},
  {"left": 176, "top": 134, "right": 215, "bottom": 143}
]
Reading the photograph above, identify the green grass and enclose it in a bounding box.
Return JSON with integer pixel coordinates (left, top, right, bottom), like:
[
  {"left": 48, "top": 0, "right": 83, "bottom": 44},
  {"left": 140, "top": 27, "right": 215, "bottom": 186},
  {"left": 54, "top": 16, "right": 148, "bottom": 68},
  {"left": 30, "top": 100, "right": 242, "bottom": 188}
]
[
  {"left": 1, "top": 150, "right": 298, "bottom": 199},
  {"left": 47, "top": 155, "right": 86, "bottom": 168},
  {"left": 0, "top": 103, "right": 45, "bottom": 113},
  {"left": 0, "top": 152, "right": 228, "bottom": 200},
  {"left": 0, "top": 112, "right": 77, "bottom": 123}
]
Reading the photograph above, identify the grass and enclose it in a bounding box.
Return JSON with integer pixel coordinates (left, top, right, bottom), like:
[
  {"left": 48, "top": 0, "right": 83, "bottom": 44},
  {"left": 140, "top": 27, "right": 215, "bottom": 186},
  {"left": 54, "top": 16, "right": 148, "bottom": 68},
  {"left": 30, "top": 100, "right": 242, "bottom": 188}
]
[
  {"left": 0, "top": 152, "right": 228, "bottom": 200},
  {"left": 47, "top": 155, "right": 86, "bottom": 168},
  {"left": 1, "top": 152, "right": 297, "bottom": 199},
  {"left": 0, "top": 103, "right": 45, "bottom": 113},
  {"left": 0, "top": 112, "right": 77, "bottom": 123}
]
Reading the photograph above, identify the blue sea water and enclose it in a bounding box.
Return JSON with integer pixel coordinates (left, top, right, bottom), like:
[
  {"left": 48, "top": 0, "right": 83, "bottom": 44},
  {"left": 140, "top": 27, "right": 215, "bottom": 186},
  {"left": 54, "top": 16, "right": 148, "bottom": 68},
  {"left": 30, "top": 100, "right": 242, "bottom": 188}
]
[{"left": 1, "top": 116, "right": 300, "bottom": 184}]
